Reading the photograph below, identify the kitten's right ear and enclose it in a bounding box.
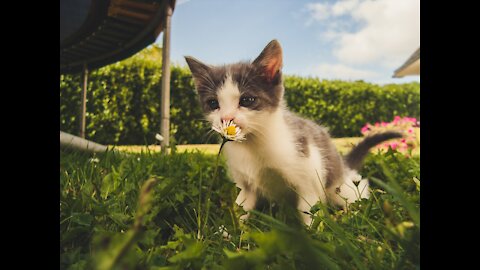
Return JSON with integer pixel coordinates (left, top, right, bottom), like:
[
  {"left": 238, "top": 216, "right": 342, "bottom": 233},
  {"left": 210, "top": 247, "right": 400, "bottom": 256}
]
[{"left": 252, "top": 40, "right": 283, "bottom": 83}]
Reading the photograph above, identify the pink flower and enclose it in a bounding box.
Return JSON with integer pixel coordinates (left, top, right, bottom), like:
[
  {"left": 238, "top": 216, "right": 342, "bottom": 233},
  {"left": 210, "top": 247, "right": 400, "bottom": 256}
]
[
  {"left": 389, "top": 142, "right": 398, "bottom": 150},
  {"left": 361, "top": 116, "right": 419, "bottom": 156},
  {"left": 393, "top": 116, "right": 401, "bottom": 125}
]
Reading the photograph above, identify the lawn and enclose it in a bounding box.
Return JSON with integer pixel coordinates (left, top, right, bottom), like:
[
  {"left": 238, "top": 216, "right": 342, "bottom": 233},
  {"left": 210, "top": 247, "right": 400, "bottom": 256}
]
[
  {"left": 111, "top": 137, "right": 378, "bottom": 155},
  {"left": 60, "top": 144, "right": 420, "bottom": 269}
]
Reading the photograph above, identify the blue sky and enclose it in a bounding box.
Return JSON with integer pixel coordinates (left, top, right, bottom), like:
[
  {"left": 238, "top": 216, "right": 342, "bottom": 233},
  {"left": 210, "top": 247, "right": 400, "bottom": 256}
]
[{"left": 155, "top": 0, "right": 420, "bottom": 85}]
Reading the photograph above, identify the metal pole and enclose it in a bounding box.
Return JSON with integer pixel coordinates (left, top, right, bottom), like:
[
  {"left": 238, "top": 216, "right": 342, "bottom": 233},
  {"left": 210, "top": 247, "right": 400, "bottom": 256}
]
[
  {"left": 60, "top": 131, "right": 108, "bottom": 153},
  {"left": 80, "top": 63, "right": 88, "bottom": 138},
  {"left": 160, "top": 5, "right": 172, "bottom": 154}
]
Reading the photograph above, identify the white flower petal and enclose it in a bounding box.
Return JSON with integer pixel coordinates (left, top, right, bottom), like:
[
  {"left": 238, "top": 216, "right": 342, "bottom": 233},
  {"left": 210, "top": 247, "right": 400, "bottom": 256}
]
[{"left": 211, "top": 120, "right": 246, "bottom": 142}]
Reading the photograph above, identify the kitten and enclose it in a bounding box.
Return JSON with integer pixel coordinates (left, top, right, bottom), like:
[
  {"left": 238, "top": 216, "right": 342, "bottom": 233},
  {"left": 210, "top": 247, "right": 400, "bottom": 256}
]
[{"left": 185, "top": 40, "right": 401, "bottom": 224}]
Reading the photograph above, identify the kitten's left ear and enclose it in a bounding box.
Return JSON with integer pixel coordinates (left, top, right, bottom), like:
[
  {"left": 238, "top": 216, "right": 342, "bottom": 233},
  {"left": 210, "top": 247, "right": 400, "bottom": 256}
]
[
  {"left": 185, "top": 56, "right": 211, "bottom": 78},
  {"left": 252, "top": 39, "right": 283, "bottom": 82},
  {"left": 185, "top": 56, "right": 213, "bottom": 90}
]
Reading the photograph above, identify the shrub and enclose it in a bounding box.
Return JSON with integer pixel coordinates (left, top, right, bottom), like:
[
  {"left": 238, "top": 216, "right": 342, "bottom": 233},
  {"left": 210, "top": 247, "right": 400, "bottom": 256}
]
[
  {"left": 283, "top": 77, "right": 420, "bottom": 137},
  {"left": 60, "top": 62, "right": 217, "bottom": 145}
]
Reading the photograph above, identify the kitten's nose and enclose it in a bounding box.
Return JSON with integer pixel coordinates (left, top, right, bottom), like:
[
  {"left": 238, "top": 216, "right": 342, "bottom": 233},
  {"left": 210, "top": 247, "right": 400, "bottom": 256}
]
[{"left": 221, "top": 116, "right": 235, "bottom": 122}]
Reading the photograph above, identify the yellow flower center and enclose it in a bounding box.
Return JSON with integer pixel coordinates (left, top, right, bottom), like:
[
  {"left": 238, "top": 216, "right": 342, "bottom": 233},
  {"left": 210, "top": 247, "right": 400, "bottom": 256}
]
[{"left": 225, "top": 126, "right": 236, "bottom": 136}]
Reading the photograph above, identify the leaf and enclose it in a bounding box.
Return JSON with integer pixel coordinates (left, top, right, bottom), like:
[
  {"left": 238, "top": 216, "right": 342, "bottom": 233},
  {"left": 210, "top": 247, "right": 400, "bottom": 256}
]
[
  {"left": 223, "top": 249, "right": 244, "bottom": 259},
  {"left": 93, "top": 231, "right": 138, "bottom": 270},
  {"left": 101, "top": 172, "right": 119, "bottom": 199},
  {"left": 412, "top": 177, "right": 420, "bottom": 192},
  {"left": 66, "top": 259, "right": 88, "bottom": 270},
  {"left": 92, "top": 178, "right": 159, "bottom": 270},
  {"left": 70, "top": 213, "right": 93, "bottom": 227},
  {"left": 168, "top": 241, "right": 205, "bottom": 263},
  {"left": 108, "top": 213, "right": 129, "bottom": 228}
]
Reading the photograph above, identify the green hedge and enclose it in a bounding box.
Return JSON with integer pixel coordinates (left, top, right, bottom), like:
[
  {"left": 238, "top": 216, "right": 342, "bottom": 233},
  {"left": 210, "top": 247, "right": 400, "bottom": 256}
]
[
  {"left": 283, "top": 77, "right": 420, "bottom": 138},
  {"left": 60, "top": 58, "right": 213, "bottom": 145},
  {"left": 60, "top": 57, "right": 419, "bottom": 145}
]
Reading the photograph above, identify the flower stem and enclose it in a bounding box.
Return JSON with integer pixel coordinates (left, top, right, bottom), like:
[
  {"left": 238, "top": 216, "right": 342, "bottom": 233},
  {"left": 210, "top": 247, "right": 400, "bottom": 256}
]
[
  {"left": 218, "top": 138, "right": 229, "bottom": 157},
  {"left": 203, "top": 138, "right": 229, "bottom": 233}
]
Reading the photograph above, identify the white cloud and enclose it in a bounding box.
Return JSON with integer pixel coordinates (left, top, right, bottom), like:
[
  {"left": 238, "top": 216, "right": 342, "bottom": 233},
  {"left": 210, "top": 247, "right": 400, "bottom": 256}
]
[
  {"left": 323, "top": 30, "right": 342, "bottom": 41},
  {"left": 306, "top": 0, "right": 420, "bottom": 69},
  {"left": 307, "top": 63, "right": 379, "bottom": 80},
  {"left": 306, "top": 0, "right": 361, "bottom": 20},
  {"left": 331, "top": 0, "right": 360, "bottom": 16},
  {"left": 306, "top": 3, "right": 330, "bottom": 21},
  {"left": 177, "top": 0, "right": 191, "bottom": 5}
]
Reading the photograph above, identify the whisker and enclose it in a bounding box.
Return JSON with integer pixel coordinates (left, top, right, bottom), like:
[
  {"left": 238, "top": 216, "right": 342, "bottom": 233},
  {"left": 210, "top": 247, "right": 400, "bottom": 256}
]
[
  {"left": 202, "top": 129, "right": 219, "bottom": 144},
  {"left": 245, "top": 124, "right": 270, "bottom": 142}
]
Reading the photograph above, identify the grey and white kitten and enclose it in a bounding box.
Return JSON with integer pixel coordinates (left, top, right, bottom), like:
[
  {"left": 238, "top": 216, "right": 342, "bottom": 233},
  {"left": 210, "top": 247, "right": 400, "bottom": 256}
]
[{"left": 185, "top": 40, "right": 401, "bottom": 224}]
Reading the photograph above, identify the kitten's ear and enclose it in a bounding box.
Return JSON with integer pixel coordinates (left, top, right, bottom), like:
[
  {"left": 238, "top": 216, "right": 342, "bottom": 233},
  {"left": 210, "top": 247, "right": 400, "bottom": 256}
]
[
  {"left": 184, "top": 56, "right": 211, "bottom": 87},
  {"left": 252, "top": 39, "right": 283, "bottom": 82}
]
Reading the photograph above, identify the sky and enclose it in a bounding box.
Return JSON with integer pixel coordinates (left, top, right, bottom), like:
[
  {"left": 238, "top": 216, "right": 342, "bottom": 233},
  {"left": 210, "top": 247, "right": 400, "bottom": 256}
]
[{"left": 155, "top": 0, "right": 420, "bottom": 85}]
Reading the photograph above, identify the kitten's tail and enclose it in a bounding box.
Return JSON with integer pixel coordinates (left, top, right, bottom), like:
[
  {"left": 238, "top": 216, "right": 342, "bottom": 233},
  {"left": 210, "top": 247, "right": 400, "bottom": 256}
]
[{"left": 344, "top": 131, "right": 403, "bottom": 171}]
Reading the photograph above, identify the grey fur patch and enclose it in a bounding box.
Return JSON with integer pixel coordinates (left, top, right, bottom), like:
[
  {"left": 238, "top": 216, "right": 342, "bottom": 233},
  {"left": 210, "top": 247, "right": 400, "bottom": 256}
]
[
  {"left": 284, "top": 111, "right": 345, "bottom": 189},
  {"left": 230, "top": 62, "right": 284, "bottom": 111},
  {"left": 296, "top": 136, "right": 309, "bottom": 157},
  {"left": 185, "top": 56, "right": 229, "bottom": 112},
  {"left": 313, "top": 128, "right": 344, "bottom": 189}
]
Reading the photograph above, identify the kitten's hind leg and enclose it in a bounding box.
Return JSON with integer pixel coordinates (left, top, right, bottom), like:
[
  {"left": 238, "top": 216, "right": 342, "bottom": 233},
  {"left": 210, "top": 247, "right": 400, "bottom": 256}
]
[{"left": 327, "top": 169, "right": 370, "bottom": 209}]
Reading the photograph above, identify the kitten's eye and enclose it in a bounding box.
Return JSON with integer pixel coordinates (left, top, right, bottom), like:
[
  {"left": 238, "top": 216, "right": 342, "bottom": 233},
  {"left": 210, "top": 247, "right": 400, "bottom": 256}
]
[
  {"left": 207, "top": 99, "right": 219, "bottom": 110},
  {"left": 239, "top": 96, "right": 256, "bottom": 107}
]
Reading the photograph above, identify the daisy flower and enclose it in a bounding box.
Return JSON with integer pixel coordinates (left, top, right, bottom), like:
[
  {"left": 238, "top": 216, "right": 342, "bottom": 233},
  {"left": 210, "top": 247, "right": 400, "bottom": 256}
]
[{"left": 212, "top": 120, "right": 246, "bottom": 142}]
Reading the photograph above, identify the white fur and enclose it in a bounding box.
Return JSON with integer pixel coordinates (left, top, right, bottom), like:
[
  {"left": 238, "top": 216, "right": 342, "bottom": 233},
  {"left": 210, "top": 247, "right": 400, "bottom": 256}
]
[
  {"left": 207, "top": 74, "right": 255, "bottom": 131},
  {"left": 216, "top": 75, "right": 240, "bottom": 120}
]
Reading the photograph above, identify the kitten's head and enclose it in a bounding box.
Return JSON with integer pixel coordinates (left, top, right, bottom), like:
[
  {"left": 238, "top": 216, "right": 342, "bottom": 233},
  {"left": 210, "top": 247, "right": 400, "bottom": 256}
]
[{"left": 185, "top": 40, "right": 284, "bottom": 138}]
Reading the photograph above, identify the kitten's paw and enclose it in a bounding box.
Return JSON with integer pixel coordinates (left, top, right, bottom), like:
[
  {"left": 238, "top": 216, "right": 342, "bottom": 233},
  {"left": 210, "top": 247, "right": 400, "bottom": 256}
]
[
  {"left": 239, "top": 213, "right": 250, "bottom": 222},
  {"left": 301, "top": 213, "right": 313, "bottom": 226}
]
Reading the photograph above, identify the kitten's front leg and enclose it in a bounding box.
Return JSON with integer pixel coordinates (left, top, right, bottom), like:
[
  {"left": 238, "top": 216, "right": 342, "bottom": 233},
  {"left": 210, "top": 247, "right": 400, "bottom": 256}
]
[
  {"left": 297, "top": 196, "right": 314, "bottom": 225},
  {"left": 235, "top": 185, "right": 257, "bottom": 221}
]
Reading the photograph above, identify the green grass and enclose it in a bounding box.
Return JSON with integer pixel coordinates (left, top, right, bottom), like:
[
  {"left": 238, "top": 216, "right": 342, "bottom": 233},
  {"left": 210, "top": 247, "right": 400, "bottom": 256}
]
[{"left": 60, "top": 146, "right": 420, "bottom": 270}]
